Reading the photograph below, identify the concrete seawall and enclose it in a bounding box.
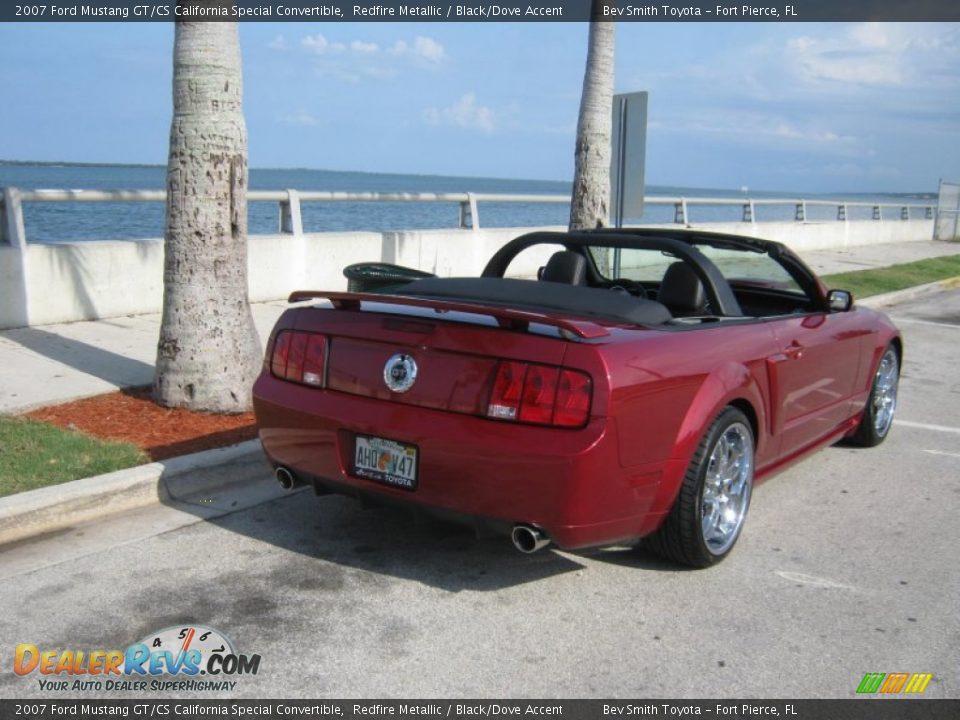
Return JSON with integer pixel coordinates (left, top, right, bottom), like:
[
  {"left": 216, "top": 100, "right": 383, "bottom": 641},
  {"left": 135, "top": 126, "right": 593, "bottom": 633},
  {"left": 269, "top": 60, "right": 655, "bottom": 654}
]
[{"left": 0, "top": 218, "right": 935, "bottom": 330}]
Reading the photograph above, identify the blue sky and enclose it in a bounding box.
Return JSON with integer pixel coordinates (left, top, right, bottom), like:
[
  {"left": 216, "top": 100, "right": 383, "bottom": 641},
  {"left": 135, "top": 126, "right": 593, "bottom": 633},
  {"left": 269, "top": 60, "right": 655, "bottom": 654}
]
[{"left": 0, "top": 21, "right": 957, "bottom": 193}]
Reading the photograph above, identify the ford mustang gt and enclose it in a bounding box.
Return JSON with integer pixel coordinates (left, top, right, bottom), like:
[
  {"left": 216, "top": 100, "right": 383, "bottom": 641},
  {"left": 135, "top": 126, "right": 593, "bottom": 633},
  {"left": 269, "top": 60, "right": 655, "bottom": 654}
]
[{"left": 252, "top": 229, "right": 901, "bottom": 567}]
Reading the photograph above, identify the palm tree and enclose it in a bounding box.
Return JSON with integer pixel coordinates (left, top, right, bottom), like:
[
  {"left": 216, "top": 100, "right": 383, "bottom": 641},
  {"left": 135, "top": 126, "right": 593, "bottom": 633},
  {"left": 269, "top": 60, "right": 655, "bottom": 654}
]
[
  {"left": 154, "top": 13, "right": 262, "bottom": 412},
  {"left": 569, "top": 1, "right": 616, "bottom": 233}
]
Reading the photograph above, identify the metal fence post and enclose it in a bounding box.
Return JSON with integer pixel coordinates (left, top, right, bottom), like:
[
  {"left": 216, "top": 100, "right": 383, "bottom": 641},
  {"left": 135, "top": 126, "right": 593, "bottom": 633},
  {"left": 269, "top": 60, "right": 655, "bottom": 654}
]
[
  {"left": 674, "top": 199, "right": 688, "bottom": 224},
  {"left": 1, "top": 187, "right": 27, "bottom": 249},
  {"left": 279, "top": 189, "right": 303, "bottom": 235},
  {"left": 459, "top": 193, "right": 479, "bottom": 230}
]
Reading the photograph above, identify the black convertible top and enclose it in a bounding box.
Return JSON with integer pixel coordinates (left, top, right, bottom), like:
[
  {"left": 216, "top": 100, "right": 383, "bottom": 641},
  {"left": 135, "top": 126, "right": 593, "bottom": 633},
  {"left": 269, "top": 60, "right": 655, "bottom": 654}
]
[
  {"left": 482, "top": 230, "right": 746, "bottom": 317},
  {"left": 400, "top": 277, "right": 673, "bottom": 327}
]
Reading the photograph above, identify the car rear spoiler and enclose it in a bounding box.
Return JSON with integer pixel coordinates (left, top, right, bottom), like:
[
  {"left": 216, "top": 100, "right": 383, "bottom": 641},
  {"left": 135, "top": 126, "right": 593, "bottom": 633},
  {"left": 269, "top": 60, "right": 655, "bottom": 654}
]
[{"left": 287, "top": 290, "right": 611, "bottom": 340}]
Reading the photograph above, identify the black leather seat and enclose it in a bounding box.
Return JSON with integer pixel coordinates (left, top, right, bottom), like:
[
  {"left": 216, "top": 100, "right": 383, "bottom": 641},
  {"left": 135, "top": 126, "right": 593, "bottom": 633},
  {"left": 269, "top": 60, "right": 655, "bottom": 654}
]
[
  {"left": 540, "top": 251, "right": 587, "bottom": 285},
  {"left": 657, "top": 261, "right": 708, "bottom": 316}
]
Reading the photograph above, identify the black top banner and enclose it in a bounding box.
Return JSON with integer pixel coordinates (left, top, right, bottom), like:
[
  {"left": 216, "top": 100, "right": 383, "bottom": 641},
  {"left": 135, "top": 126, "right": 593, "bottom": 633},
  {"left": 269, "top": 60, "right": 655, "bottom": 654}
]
[{"left": 3, "top": 0, "right": 960, "bottom": 23}]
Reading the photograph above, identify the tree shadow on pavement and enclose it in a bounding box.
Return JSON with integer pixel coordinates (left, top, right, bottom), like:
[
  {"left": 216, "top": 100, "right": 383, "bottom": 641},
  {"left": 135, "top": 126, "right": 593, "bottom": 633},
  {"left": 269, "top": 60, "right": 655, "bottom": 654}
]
[{"left": 2, "top": 326, "right": 153, "bottom": 386}]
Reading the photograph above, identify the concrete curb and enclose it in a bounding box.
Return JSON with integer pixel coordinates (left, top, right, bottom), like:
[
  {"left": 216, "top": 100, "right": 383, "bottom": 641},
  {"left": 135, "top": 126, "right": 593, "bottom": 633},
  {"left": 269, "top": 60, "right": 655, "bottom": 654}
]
[
  {"left": 857, "top": 276, "right": 960, "bottom": 309},
  {"left": 0, "top": 440, "right": 281, "bottom": 547}
]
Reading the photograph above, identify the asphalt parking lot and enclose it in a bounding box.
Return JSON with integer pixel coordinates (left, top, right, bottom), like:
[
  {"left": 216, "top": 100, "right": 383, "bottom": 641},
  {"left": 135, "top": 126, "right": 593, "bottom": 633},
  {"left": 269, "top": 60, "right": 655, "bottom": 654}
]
[{"left": 1, "top": 289, "right": 957, "bottom": 700}]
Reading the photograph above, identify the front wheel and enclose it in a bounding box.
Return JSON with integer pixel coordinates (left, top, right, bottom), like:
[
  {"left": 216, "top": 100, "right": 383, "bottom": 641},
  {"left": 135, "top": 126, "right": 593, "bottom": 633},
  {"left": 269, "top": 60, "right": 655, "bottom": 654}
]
[
  {"left": 848, "top": 344, "right": 899, "bottom": 447},
  {"left": 645, "top": 407, "right": 755, "bottom": 568}
]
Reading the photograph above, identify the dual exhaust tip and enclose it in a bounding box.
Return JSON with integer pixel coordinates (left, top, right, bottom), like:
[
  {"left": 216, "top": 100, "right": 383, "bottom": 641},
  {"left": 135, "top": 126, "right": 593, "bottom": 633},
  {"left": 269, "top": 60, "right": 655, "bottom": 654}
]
[
  {"left": 275, "top": 466, "right": 301, "bottom": 491},
  {"left": 511, "top": 524, "right": 551, "bottom": 554},
  {"left": 278, "top": 467, "right": 550, "bottom": 554}
]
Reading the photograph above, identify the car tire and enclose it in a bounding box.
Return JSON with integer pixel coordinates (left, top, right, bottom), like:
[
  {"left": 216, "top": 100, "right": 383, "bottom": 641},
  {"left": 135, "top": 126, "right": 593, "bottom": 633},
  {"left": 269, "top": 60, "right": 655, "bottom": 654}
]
[
  {"left": 645, "top": 407, "right": 755, "bottom": 568},
  {"left": 848, "top": 344, "right": 900, "bottom": 448}
]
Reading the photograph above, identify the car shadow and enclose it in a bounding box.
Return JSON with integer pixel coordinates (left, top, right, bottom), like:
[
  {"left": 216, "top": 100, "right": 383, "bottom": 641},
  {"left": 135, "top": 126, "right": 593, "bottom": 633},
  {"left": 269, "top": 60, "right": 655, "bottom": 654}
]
[
  {"left": 193, "top": 486, "right": 589, "bottom": 593},
  {"left": 158, "top": 446, "right": 691, "bottom": 592}
]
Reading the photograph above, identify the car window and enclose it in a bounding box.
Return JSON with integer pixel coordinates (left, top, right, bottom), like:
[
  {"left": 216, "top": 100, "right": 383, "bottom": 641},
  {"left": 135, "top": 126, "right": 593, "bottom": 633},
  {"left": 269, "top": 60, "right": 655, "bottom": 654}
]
[
  {"left": 587, "top": 247, "right": 676, "bottom": 283},
  {"left": 697, "top": 245, "right": 804, "bottom": 293},
  {"left": 588, "top": 244, "right": 805, "bottom": 293},
  {"left": 505, "top": 243, "right": 566, "bottom": 279}
]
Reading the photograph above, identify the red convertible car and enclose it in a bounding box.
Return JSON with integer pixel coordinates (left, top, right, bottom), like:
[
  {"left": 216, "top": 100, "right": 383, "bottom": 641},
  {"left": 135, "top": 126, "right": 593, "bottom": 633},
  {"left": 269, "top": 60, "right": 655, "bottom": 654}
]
[{"left": 252, "top": 229, "right": 901, "bottom": 567}]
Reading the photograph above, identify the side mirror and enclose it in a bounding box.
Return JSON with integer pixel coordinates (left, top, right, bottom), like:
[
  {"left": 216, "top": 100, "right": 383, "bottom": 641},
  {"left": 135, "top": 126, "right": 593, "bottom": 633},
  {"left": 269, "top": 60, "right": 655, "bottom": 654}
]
[{"left": 827, "top": 289, "right": 853, "bottom": 312}]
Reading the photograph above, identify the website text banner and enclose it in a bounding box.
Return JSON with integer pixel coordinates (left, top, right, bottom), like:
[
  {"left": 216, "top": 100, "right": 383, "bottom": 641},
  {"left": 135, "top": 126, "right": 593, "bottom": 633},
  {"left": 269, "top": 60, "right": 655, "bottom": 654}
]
[
  {"left": 3, "top": 700, "right": 960, "bottom": 720},
  {"left": 4, "top": 0, "right": 960, "bottom": 23}
]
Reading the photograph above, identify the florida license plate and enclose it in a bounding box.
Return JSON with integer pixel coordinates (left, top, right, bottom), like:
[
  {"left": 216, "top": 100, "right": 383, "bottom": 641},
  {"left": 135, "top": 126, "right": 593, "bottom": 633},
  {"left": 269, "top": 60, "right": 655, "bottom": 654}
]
[{"left": 352, "top": 435, "right": 418, "bottom": 490}]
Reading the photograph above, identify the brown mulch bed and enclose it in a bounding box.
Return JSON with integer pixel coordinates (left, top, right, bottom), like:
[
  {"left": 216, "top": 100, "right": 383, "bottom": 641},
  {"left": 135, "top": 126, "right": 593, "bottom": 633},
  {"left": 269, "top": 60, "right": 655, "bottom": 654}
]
[{"left": 27, "top": 386, "right": 257, "bottom": 461}]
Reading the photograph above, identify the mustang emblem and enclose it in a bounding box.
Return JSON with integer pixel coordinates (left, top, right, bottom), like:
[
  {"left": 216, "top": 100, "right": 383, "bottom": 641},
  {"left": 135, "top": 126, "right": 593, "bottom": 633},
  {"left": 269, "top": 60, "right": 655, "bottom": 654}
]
[{"left": 384, "top": 353, "right": 418, "bottom": 393}]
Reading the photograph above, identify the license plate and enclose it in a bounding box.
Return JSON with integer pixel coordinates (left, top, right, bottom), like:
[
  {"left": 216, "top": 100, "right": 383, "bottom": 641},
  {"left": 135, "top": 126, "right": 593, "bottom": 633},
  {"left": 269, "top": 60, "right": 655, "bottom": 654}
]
[{"left": 352, "top": 435, "right": 418, "bottom": 490}]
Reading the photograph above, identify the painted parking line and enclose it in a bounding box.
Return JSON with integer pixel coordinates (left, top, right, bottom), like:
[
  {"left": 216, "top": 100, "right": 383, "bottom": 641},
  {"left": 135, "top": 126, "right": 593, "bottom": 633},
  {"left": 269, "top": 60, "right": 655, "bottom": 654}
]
[
  {"left": 890, "top": 317, "right": 960, "bottom": 330},
  {"left": 896, "top": 420, "right": 960, "bottom": 435},
  {"left": 922, "top": 449, "right": 960, "bottom": 459}
]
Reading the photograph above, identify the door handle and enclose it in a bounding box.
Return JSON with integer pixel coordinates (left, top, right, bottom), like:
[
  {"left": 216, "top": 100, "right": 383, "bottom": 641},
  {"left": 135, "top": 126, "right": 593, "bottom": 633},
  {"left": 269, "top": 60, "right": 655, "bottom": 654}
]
[{"left": 785, "top": 341, "right": 804, "bottom": 360}]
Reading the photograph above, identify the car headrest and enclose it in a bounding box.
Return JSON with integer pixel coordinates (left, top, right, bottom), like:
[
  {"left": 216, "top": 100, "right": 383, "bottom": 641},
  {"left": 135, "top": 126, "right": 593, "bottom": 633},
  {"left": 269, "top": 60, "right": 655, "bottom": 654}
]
[
  {"left": 540, "top": 251, "right": 587, "bottom": 285},
  {"left": 658, "top": 261, "right": 707, "bottom": 314}
]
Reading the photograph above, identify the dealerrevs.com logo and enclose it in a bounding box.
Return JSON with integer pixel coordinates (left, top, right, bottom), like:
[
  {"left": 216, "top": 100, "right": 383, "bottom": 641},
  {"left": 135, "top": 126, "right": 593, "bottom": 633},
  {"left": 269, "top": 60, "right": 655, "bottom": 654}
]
[{"left": 14, "top": 625, "right": 261, "bottom": 693}]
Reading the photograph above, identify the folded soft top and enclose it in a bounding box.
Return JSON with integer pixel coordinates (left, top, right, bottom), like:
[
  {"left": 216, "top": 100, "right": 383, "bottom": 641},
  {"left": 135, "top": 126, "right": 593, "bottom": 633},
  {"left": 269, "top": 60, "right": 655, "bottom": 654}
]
[{"left": 398, "top": 277, "right": 673, "bottom": 327}]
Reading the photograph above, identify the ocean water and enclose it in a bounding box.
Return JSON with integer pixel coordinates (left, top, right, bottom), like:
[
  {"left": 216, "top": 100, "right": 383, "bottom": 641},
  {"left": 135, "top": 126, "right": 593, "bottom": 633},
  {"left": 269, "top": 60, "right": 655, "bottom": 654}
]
[{"left": 0, "top": 163, "right": 935, "bottom": 243}]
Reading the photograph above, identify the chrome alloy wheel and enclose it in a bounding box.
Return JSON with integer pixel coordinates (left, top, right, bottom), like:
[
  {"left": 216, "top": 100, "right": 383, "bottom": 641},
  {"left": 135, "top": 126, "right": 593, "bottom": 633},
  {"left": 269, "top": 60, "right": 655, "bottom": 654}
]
[
  {"left": 701, "top": 422, "right": 754, "bottom": 556},
  {"left": 872, "top": 348, "right": 899, "bottom": 438}
]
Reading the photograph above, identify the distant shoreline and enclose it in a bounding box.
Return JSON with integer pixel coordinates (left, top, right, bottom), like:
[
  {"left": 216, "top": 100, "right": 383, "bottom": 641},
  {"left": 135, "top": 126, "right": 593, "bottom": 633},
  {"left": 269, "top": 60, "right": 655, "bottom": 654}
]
[
  {"left": 0, "top": 159, "right": 163, "bottom": 169},
  {"left": 0, "top": 158, "right": 572, "bottom": 188},
  {"left": 0, "top": 159, "right": 936, "bottom": 199}
]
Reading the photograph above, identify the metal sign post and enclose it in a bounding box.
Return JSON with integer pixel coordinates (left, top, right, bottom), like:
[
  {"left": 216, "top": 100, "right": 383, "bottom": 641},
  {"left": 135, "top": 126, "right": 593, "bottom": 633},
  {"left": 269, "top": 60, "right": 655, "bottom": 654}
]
[{"left": 610, "top": 91, "right": 648, "bottom": 276}]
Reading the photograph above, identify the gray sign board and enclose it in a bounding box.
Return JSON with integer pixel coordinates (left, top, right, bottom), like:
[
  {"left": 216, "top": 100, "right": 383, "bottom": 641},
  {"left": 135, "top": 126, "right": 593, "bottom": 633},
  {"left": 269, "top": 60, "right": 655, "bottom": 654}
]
[{"left": 610, "top": 91, "right": 648, "bottom": 227}]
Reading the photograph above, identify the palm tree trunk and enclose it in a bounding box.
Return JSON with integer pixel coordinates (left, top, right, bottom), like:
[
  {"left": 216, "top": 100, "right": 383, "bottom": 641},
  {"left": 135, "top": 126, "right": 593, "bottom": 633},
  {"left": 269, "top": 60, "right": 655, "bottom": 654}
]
[
  {"left": 569, "top": 0, "right": 616, "bottom": 233},
  {"left": 154, "top": 14, "right": 262, "bottom": 412}
]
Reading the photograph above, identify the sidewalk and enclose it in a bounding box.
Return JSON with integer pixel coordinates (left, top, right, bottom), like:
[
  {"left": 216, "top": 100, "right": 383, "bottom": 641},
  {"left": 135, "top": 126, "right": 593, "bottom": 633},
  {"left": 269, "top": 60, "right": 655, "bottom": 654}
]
[{"left": 1, "top": 240, "right": 958, "bottom": 415}]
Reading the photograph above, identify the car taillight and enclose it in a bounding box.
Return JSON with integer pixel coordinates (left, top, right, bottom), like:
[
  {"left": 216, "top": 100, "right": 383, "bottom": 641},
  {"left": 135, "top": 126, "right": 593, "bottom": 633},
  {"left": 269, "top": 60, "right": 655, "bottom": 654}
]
[
  {"left": 487, "top": 361, "right": 591, "bottom": 428},
  {"left": 269, "top": 330, "right": 327, "bottom": 387},
  {"left": 554, "top": 369, "right": 593, "bottom": 427},
  {"left": 487, "top": 361, "right": 525, "bottom": 420}
]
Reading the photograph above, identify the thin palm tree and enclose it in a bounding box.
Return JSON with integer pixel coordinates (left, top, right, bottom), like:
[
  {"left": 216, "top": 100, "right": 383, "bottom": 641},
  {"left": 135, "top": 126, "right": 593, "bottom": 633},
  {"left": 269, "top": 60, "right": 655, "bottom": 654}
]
[
  {"left": 569, "top": 0, "right": 616, "bottom": 233},
  {"left": 154, "top": 13, "right": 261, "bottom": 412}
]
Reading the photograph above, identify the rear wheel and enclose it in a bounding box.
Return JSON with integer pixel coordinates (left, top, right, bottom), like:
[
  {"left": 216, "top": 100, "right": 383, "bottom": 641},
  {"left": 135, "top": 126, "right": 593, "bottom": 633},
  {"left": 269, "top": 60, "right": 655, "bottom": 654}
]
[
  {"left": 645, "top": 407, "right": 754, "bottom": 568},
  {"left": 849, "top": 344, "right": 899, "bottom": 447}
]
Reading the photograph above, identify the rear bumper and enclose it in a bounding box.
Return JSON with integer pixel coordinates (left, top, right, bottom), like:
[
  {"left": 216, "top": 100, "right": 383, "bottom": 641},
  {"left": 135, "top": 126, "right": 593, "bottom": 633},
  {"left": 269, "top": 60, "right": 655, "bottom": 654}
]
[{"left": 253, "top": 373, "right": 669, "bottom": 549}]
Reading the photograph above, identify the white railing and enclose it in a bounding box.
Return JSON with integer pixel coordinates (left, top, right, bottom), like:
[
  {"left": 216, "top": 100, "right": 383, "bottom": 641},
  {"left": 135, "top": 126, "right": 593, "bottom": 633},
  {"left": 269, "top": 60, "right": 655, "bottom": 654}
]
[{"left": 0, "top": 186, "right": 938, "bottom": 247}]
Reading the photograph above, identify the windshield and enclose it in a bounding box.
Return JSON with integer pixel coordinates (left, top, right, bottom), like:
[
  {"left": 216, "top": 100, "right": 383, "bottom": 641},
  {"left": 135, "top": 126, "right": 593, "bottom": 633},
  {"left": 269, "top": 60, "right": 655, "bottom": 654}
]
[{"left": 588, "top": 244, "right": 803, "bottom": 294}]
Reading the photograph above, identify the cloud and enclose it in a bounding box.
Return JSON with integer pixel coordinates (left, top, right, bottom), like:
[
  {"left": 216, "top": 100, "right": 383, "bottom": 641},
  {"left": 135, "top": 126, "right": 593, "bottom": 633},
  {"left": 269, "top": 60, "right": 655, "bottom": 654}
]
[
  {"left": 388, "top": 36, "right": 447, "bottom": 65},
  {"left": 350, "top": 40, "right": 379, "bottom": 53},
  {"left": 655, "top": 111, "right": 860, "bottom": 153},
  {"left": 277, "top": 110, "right": 319, "bottom": 127},
  {"left": 786, "top": 23, "right": 960, "bottom": 88},
  {"left": 268, "top": 34, "right": 287, "bottom": 51},
  {"left": 413, "top": 36, "right": 446, "bottom": 63},
  {"left": 300, "top": 33, "right": 447, "bottom": 82},
  {"left": 302, "top": 34, "right": 346, "bottom": 55},
  {"left": 424, "top": 93, "right": 495, "bottom": 133}
]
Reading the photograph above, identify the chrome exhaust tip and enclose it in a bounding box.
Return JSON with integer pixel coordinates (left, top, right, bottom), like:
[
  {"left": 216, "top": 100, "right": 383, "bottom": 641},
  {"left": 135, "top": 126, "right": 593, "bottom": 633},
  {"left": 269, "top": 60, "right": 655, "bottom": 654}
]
[
  {"left": 511, "top": 524, "right": 551, "bottom": 554},
  {"left": 275, "top": 466, "right": 297, "bottom": 491}
]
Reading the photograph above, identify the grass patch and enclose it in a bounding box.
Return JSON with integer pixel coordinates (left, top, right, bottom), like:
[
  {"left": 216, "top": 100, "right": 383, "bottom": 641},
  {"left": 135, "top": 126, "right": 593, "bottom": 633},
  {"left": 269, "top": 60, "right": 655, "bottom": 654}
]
[
  {"left": 0, "top": 416, "right": 147, "bottom": 498},
  {"left": 821, "top": 254, "right": 960, "bottom": 298}
]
